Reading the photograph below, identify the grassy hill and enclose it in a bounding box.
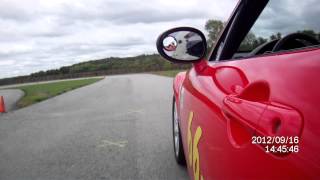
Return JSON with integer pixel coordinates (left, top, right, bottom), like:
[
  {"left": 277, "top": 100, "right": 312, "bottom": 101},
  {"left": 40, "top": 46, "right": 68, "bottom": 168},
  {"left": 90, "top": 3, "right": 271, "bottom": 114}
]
[{"left": 0, "top": 54, "right": 190, "bottom": 86}]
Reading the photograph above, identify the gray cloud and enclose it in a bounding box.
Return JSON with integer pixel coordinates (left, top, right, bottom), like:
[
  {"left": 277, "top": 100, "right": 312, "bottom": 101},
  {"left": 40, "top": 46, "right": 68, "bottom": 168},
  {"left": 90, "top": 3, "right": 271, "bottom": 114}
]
[
  {"left": 59, "top": 5, "right": 207, "bottom": 24},
  {"left": 252, "top": 0, "right": 320, "bottom": 38},
  {"left": 0, "top": 1, "right": 36, "bottom": 21}
]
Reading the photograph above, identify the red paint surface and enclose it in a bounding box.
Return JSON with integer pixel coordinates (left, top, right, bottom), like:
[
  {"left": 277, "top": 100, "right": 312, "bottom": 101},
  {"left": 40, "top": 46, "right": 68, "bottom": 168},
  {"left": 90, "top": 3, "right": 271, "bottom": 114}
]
[{"left": 174, "top": 49, "right": 320, "bottom": 179}]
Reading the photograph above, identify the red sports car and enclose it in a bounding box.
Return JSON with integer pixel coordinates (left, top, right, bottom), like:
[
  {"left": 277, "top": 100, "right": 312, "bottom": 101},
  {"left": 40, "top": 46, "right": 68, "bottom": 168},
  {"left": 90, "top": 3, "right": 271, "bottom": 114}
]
[{"left": 156, "top": 0, "right": 320, "bottom": 179}]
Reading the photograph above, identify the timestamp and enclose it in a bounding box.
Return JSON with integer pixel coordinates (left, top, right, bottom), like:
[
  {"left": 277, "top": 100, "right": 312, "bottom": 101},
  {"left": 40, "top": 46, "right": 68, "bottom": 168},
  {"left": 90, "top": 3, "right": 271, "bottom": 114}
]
[
  {"left": 265, "top": 145, "right": 299, "bottom": 153},
  {"left": 252, "top": 136, "right": 299, "bottom": 145}
]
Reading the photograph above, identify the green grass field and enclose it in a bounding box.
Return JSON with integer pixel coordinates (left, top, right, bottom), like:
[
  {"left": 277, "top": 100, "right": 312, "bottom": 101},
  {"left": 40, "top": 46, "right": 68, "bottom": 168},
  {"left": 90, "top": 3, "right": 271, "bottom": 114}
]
[
  {"left": 152, "top": 69, "right": 187, "bottom": 77},
  {"left": 15, "top": 78, "right": 103, "bottom": 108}
]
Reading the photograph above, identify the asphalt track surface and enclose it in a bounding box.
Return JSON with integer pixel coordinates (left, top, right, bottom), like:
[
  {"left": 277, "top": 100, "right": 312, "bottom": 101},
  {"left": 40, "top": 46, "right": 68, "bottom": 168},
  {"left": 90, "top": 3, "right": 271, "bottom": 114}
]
[{"left": 0, "top": 74, "right": 189, "bottom": 180}]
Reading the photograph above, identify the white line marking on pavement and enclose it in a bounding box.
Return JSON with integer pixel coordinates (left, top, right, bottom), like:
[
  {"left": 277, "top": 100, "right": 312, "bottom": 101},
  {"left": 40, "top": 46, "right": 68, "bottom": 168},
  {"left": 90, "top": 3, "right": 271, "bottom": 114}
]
[{"left": 97, "top": 139, "right": 128, "bottom": 148}]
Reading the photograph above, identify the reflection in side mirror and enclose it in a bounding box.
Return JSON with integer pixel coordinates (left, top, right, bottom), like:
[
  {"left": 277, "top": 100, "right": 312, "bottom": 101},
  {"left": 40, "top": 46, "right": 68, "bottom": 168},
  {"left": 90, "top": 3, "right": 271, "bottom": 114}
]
[
  {"left": 163, "top": 36, "right": 177, "bottom": 51},
  {"left": 156, "top": 27, "right": 207, "bottom": 63}
]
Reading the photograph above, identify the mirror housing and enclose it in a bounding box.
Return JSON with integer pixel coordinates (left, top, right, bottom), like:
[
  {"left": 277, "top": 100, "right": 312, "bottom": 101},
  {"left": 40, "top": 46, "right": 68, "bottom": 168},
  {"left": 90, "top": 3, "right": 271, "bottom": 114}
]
[{"left": 156, "top": 27, "right": 207, "bottom": 63}]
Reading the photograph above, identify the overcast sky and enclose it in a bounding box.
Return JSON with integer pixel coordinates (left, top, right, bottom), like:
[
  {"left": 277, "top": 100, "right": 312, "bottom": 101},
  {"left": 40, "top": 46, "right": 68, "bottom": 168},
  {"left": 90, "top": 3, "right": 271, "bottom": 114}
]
[
  {"left": 1, "top": 0, "right": 319, "bottom": 79},
  {"left": 0, "top": 0, "right": 236, "bottom": 78}
]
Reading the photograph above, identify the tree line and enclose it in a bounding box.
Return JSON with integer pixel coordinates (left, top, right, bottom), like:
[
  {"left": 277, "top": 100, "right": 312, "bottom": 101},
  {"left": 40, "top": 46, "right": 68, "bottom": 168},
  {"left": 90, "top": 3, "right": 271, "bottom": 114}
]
[{"left": 0, "top": 54, "right": 190, "bottom": 85}]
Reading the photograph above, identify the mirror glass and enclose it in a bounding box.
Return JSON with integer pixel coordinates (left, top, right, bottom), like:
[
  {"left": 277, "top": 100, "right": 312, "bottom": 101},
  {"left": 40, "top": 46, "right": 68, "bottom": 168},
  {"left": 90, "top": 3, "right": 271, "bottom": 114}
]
[
  {"left": 162, "top": 31, "right": 206, "bottom": 61},
  {"left": 163, "top": 36, "right": 177, "bottom": 51}
]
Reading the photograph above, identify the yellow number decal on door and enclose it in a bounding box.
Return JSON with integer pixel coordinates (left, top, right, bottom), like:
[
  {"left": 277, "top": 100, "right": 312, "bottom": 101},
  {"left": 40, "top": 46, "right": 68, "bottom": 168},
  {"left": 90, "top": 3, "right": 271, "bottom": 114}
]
[
  {"left": 187, "top": 111, "right": 204, "bottom": 180},
  {"left": 188, "top": 112, "right": 194, "bottom": 167}
]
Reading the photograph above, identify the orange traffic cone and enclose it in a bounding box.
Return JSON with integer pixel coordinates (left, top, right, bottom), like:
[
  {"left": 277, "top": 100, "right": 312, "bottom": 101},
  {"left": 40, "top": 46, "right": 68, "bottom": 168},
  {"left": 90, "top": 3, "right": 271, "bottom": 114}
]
[{"left": 0, "top": 96, "right": 5, "bottom": 113}]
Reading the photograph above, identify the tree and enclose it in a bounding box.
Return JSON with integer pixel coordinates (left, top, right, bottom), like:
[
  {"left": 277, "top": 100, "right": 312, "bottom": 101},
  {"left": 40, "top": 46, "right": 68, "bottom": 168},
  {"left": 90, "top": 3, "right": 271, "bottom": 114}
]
[
  {"left": 239, "top": 32, "right": 267, "bottom": 51},
  {"left": 276, "top": 32, "right": 282, "bottom": 39},
  {"left": 269, "top": 32, "right": 282, "bottom": 41},
  {"left": 242, "top": 32, "right": 257, "bottom": 45},
  {"left": 205, "top": 19, "right": 224, "bottom": 48},
  {"left": 60, "top": 66, "right": 70, "bottom": 74},
  {"left": 297, "top": 30, "right": 318, "bottom": 40},
  {"left": 257, "top": 37, "right": 268, "bottom": 45}
]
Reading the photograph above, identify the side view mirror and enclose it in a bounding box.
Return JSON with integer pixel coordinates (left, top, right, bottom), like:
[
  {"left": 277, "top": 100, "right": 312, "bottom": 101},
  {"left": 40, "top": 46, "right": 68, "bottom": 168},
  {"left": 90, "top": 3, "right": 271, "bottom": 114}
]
[{"left": 156, "top": 27, "right": 207, "bottom": 63}]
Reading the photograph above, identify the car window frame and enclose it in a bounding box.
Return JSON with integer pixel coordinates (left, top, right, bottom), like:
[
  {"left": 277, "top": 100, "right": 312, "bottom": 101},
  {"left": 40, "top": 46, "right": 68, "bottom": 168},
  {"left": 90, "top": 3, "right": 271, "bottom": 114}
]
[
  {"left": 209, "top": 0, "right": 268, "bottom": 62},
  {"left": 207, "top": 0, "right": 242, "bottom": 62}
]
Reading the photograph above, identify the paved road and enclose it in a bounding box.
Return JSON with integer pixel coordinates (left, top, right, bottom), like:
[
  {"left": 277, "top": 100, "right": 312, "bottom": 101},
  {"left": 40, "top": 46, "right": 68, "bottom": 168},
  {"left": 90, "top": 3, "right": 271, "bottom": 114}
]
[
  {"left": 0, "top": 89, "right": 24, "bottom": 112},
  {"left": 0, "top": 74, "right": 189, "bottom": 180}
]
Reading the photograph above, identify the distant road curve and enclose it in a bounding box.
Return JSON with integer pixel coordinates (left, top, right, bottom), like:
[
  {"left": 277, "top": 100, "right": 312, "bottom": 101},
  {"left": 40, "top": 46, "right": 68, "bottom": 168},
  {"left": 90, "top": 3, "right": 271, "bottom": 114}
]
[{"left": 0, "top": 76, "right": 106, "bottom": 90}]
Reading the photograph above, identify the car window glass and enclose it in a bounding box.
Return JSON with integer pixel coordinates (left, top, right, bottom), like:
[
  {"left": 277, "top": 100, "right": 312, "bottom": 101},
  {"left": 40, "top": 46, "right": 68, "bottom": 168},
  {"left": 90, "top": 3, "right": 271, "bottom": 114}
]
[{"left": 237, "top": 0, "right": 320, "bottom": 56}]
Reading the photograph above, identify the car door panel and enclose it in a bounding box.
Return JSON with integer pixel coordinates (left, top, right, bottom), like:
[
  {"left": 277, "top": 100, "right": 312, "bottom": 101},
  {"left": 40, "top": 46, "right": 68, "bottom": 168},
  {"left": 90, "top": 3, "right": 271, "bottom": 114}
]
[
  {"left": 179, "top": 69, "right": 231, "bottom": 180},
  {"left": 180, "top": 49, "right": 320, "bottom": 179},
  {"left": 180, "top": 64, "right": 268, "bottom": 179}
]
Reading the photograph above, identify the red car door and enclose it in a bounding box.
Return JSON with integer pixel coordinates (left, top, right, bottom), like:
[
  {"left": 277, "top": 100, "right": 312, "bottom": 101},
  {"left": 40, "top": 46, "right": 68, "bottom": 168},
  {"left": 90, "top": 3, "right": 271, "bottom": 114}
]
[
  {"left": 156, "top": 0, "right": 320, "bottom": 179},
  {"left": 180, "top": 48, "right": 320, "bottom": 179}
]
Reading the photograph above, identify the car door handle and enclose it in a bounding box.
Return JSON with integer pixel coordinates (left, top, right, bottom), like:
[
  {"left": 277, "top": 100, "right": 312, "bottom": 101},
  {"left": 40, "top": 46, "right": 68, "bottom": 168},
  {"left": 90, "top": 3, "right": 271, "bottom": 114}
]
[
  {"left": 255, "top": 103, "right": 303, "bottom": 138},
  {"left": 221, "top": 95, "right": 268, "bottom": 148},
  {"left": 221, "top": 81, "right": 303, "bottom": 149},
  {"left": 223, "top": 96, "right": 302, "bottom": 137},
  {"left": 222, "top": 81, "right": 270, "bottom": 131},
  {"left": 221, "top": 81, "right": 270, "bottom": 147},
  {"left": 222, "top": 95, "right": 267, "bottom": 130}
]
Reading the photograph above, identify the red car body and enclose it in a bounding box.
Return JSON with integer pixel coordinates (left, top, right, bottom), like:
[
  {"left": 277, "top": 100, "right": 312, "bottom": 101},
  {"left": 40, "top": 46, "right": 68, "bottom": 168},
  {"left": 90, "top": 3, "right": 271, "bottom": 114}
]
[
  {"left": 174, "top": 49, "right": 320, "bottom": 179},
  {"left": 167, "top": 1, "right": 320, "bottom": 180}
]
